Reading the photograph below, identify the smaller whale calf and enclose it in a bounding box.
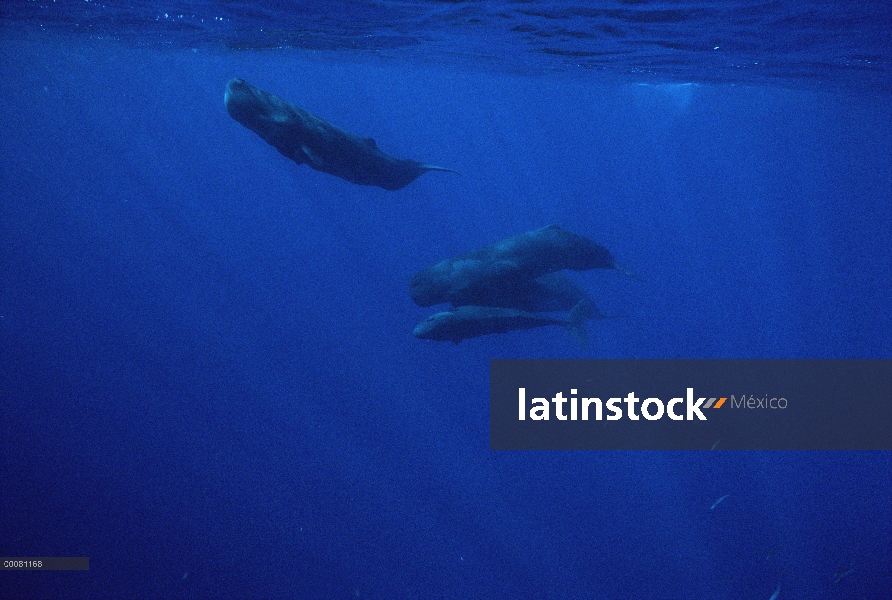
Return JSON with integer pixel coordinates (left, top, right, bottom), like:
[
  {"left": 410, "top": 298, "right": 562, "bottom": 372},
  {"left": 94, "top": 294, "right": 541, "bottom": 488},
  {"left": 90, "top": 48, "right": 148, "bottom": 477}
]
[
  {"left": 224, "top": 78, "right": 458, "bottom": 190},
  {"left": 413, "top": 301, "right": 589, "bottom": 347}
]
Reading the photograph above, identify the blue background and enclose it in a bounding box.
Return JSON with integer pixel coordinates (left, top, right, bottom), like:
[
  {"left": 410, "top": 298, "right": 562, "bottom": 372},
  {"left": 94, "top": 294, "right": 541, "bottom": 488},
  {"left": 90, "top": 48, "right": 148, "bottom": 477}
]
[{"left": 1, "top": 27, "right": 890, "bottom": 600}]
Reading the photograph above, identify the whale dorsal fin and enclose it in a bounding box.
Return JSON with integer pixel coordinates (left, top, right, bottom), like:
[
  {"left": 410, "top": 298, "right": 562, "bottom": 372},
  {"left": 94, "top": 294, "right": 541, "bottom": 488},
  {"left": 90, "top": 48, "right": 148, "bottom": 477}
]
[{"left": 364, "top": 137, "right": 378, "bottom": 149}]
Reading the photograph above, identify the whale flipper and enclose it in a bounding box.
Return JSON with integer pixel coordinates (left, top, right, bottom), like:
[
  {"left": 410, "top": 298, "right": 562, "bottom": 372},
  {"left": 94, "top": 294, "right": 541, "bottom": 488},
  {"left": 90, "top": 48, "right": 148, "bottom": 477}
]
[
  {"left": 300, "top": 145, "right": 326, "bottom": 170},
  {"left": 420, "top": 164, "right": 461, "bottom": 176}
]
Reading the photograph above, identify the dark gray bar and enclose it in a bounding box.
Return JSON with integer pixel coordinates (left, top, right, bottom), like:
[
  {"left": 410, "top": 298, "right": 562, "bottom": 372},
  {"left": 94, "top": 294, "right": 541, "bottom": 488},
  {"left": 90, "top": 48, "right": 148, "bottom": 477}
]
[
  {"left": 490, "top": 359, "right": 892, "bottom": 450},
  {"left": 1, "top": 557, "right": 89, "bottom": 570}
]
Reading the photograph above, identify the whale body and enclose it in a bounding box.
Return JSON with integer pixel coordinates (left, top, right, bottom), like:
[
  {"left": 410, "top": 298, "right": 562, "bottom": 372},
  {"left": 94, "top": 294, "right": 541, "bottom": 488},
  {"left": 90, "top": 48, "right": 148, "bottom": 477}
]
[
  {"left": 409, "top": 225, "right": 631, "bottom": 307},
  {"left": 224, "top": 78, "right": 457, "bottom": 190},
  {"left": 450, "top": 272, "right": 606, "bottom": 314},
  {"left": 413, "top": 302, "right": 589, "bottom": 347}
]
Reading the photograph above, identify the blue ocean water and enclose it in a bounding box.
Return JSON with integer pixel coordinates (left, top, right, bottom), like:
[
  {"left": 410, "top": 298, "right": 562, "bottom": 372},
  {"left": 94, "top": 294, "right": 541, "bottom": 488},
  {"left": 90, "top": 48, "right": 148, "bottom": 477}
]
[{"left": 1, "top": 1, "right": 891, "bottom": 599}]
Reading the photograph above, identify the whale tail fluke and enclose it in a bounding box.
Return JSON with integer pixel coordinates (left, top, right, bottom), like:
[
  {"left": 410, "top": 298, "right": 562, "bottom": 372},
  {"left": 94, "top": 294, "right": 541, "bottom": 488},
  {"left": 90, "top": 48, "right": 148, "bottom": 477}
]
[{"left": 564, "top": 301, "right": 589, "bottom": 348}]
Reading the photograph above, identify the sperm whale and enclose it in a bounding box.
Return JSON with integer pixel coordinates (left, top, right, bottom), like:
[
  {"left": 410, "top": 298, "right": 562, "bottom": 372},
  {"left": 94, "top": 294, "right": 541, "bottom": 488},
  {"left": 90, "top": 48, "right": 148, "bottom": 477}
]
[
  {"left": 410, "top": 225, "right": 634, "bottom": 307},
  {"left": 224, "top": 78, "right": 457, "bottom": 190},
  {"left": 413, "top": 301, "right": 590, "bottom": 347}
]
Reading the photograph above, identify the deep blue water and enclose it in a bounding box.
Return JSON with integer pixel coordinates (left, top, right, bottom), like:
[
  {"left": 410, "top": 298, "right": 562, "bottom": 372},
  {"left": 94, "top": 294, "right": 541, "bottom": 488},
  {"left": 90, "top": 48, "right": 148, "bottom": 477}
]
[{"left": 1, "top": 2, "right": 891, "bottom": 599}]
